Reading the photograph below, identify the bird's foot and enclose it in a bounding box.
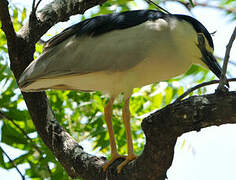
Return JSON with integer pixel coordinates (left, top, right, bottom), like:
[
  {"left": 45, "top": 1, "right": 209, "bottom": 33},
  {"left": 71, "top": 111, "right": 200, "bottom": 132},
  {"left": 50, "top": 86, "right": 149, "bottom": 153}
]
[
  {"left": 103, "top": 153, "right": 126, "bottom": 172},
  {"left": 117, "top": 153, "right": 138, "bottom": 173}
]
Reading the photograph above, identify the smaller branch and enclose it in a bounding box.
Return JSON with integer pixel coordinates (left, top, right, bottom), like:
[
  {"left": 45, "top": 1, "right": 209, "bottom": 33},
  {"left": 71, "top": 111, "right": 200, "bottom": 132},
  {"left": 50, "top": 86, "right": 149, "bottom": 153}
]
[
  {"left": 0, "top": 111, "right": 42, "bottom": 153},
  {"left": 0, "top": 146, "right": 25, "bottom": 180},
  {"left": 0, "top": 0, "right": 16, "bottom": 43},
  {"left": 30, "top": 0, "right": 43, "bottom": 28},
  {"left": 165, "top": 0, "right": 236, "bottom": 13},
  {"left": 174, "top": 78, "right": 236, "bottom": 103},
  {"left": 32, "top": 0, "right": 43, "bottom": 14},
  {"left": 46, "top": 163, "right": 52, "bottom": 177},
  {"left": 145, "top": 0, "right": 171, "bottom": 14},
  {"left": 32, "top": 0, "right": 36, "bottom": 12},
  {"left": 35, "top": 0, "right": 43, "bottom": 12},
  {"left": 194, "top": 2, "right": 236, "bottom": 13},
  {"left": 218, "top": 27, "right": 236, "bottom": 90}
]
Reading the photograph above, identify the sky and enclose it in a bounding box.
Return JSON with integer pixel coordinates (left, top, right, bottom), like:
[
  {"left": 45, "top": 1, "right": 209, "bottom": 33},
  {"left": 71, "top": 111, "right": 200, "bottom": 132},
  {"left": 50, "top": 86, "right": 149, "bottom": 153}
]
[{"left": 1, "top": 0, "right": 236, "bottom": 179}]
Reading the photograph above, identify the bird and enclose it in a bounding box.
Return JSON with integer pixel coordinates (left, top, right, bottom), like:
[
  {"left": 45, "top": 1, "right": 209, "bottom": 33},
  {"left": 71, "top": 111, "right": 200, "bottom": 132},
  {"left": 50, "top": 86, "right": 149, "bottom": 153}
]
[{"left": 18, "top": 9, "right": 227, "bottom": 173}]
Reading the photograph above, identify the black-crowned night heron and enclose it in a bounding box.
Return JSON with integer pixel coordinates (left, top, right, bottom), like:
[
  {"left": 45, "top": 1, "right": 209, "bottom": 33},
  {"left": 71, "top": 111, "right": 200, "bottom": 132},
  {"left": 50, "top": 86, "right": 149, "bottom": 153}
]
[{"left": 18, "top": 10, "right": 226, "bottom": 173}]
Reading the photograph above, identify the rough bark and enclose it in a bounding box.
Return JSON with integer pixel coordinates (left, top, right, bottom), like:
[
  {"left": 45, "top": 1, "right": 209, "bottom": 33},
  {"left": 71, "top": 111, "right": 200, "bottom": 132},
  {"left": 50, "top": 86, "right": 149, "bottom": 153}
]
[{"left": 0, "top": 0, "right": 235, "bottom": 179}]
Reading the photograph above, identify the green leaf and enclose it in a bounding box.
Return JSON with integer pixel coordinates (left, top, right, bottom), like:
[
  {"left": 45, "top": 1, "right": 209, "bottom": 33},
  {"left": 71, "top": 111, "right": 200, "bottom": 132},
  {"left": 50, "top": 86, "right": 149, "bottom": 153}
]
[
  {"left": 189, "top": 0, "right": 195, "bottom": 7},
  {"left": 151, "top": 93, "right": 163, "bottom": 109},
  {"left": 177, "top": 86, "right": 184, "bottom": 96},
  {"left": 1, "top": 121, "right": 27, "bottom": 146},
  {"left": 165, "top": 86, "right": 173, "bottom": 104},
  {"left": 13, "top": 8, "right": 18, "bottom": 20},
  {"left": 21, "top": 8, "right": 27, "bottom": 22},
  {"left": 184, "top": 64, "right": 201, "bottom": 76}
]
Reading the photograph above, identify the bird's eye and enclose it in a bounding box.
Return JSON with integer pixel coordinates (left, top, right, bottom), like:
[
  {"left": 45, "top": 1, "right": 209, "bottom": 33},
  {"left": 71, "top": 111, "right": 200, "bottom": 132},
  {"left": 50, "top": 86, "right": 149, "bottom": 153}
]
[
  {"left": 197, "top": 33, "right": 205, "bottom": 47},
  {"left": 197, "top": 33, "right": 214, "bottom": 53}
]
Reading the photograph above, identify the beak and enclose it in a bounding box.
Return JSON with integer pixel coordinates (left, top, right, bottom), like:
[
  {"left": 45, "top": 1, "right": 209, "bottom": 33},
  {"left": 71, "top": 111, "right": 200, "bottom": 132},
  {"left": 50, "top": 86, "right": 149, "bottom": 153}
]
[{"left": 202, "top": 51, "right": 229, "bottom": 87}]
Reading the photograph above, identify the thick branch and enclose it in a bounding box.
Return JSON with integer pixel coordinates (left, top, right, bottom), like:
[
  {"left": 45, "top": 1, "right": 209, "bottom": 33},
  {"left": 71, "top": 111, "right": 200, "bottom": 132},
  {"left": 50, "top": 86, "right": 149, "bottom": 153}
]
[
  {"left": 20, "top": 91, "right": 236, "bottom": 180},
  {"left": 102, "top": 92, "right": 236, "bottom": 180},
  {"left": 21, "top": 91, "right": 236, "bottom": 180}
]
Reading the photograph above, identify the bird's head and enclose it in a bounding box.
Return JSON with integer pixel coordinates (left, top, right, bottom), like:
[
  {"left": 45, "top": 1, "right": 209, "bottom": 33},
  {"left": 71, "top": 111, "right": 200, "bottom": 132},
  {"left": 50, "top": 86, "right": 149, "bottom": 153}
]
[{"left": 175, "top": 14, "right": 228, "bottom": 86}]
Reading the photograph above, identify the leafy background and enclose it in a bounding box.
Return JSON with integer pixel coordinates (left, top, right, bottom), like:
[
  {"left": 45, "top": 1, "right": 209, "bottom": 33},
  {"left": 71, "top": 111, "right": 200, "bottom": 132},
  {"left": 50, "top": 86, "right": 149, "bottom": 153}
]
[{"left": 0, "top": 0, "right": 235, "bottom": 179}]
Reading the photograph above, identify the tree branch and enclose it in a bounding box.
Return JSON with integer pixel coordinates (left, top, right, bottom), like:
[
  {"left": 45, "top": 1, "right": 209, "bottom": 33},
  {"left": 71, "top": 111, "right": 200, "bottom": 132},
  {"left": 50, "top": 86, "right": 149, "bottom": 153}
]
[
  {"left": 174, "top": 78, "right": 236, "bottom": 103},
  {"left": 20, "top": 92, "right": 236, "bottom": 180},
  {"left": 194, "top": 1, "right": 236, "bottom": 13},
  {"left": 218, "top": 27, "right": 236, "bottom": 90},
  {"left": 0, "top": 146, "right": 25, "bottom": 180},
  {"left": 165, "top": 0, "right": 236, "bottom": 13},
  {"left": 32, "top": 0, "right": 43, "bottom": 13},
  {"left": 0, "top": 0, "right": 16, "bottom": 41},
  {"left": 0, "top": 0, "right": 17, "bottom": 63}
]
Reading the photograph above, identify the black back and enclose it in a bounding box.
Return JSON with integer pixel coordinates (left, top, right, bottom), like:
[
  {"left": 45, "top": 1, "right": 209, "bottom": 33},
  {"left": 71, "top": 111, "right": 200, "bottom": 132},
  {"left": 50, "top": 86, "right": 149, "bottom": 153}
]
[
  {"left": 44, "top": 10, "right": 165, "bottom": 49},
  {"left": 72, "top": 10, "right": 165, "bottom": 37},
  {"left": 44, "top": 10, "right": 214, "bottom": 50}
]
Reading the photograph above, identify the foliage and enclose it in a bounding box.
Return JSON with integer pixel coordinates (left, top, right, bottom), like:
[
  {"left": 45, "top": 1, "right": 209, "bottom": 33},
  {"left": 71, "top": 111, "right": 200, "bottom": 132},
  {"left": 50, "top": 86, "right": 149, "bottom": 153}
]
[{"left": 0, "top": 0, "right": 235, "bottom": 179}]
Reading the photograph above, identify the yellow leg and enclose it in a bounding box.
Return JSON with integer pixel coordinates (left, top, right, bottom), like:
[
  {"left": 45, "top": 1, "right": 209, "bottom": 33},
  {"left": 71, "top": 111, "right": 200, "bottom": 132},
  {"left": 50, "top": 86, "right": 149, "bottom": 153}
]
[
  {"left": 117, "top": 96, "right": 137, "bottom": 173},
  {"left": 103, "top": 97, "right": 125, "bottom": 171}
]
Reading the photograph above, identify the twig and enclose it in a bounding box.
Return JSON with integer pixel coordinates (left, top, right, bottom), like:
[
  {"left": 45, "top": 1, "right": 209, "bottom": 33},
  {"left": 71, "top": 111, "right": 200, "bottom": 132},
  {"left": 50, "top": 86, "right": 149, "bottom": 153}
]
[
  {"left": 145, "top": 0, "right": 171, "bottom": 14},
  {"left": 164, "top": 0, "right": 236, "bottom": 13},
  {"left": 32, "top": 0, "right": 36, "bottom": 12},
  {"left": 0, "top": 111, "right": 41, "bottom": 153},
  {"left": 174, "top": 78, "right": 236, "bottom": 103},
  {"left": 218, "top": 27, "right": 236, "bottom": 90},
  {"left": 194, "top": 2, "right": 236, "bottom": 13},
  {"left": 0, "top": 146, "right": 25, "bottom": 180},
  {"left": 35, "top": 0, "right": 43, "bottom": 11},
  {"left": 32, "top": 0, "right": 43, "bottom": 19}
]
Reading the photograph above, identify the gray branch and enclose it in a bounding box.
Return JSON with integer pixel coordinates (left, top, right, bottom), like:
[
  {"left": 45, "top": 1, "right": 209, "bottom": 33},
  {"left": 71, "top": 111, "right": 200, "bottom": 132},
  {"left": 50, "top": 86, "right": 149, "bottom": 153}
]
[{"left": 218, "top": 27, "right": 236, "bottom": 90}]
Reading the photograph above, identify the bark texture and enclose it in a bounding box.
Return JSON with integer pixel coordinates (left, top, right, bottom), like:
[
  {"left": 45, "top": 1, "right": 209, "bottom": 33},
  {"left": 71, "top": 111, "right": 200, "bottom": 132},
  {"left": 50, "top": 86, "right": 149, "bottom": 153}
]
[{"left": 0, "top": 0, "right": 235, "bottom": 179}]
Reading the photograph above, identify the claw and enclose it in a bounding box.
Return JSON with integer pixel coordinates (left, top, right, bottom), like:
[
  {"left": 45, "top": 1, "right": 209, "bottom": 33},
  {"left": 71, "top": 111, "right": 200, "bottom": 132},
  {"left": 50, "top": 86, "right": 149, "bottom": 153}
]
[
  {"left": 117, "top": 153, "right": 138, "bottom": 173},
  {"left": 103, "top": 153, "right": 126, "bottom": 172}
]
